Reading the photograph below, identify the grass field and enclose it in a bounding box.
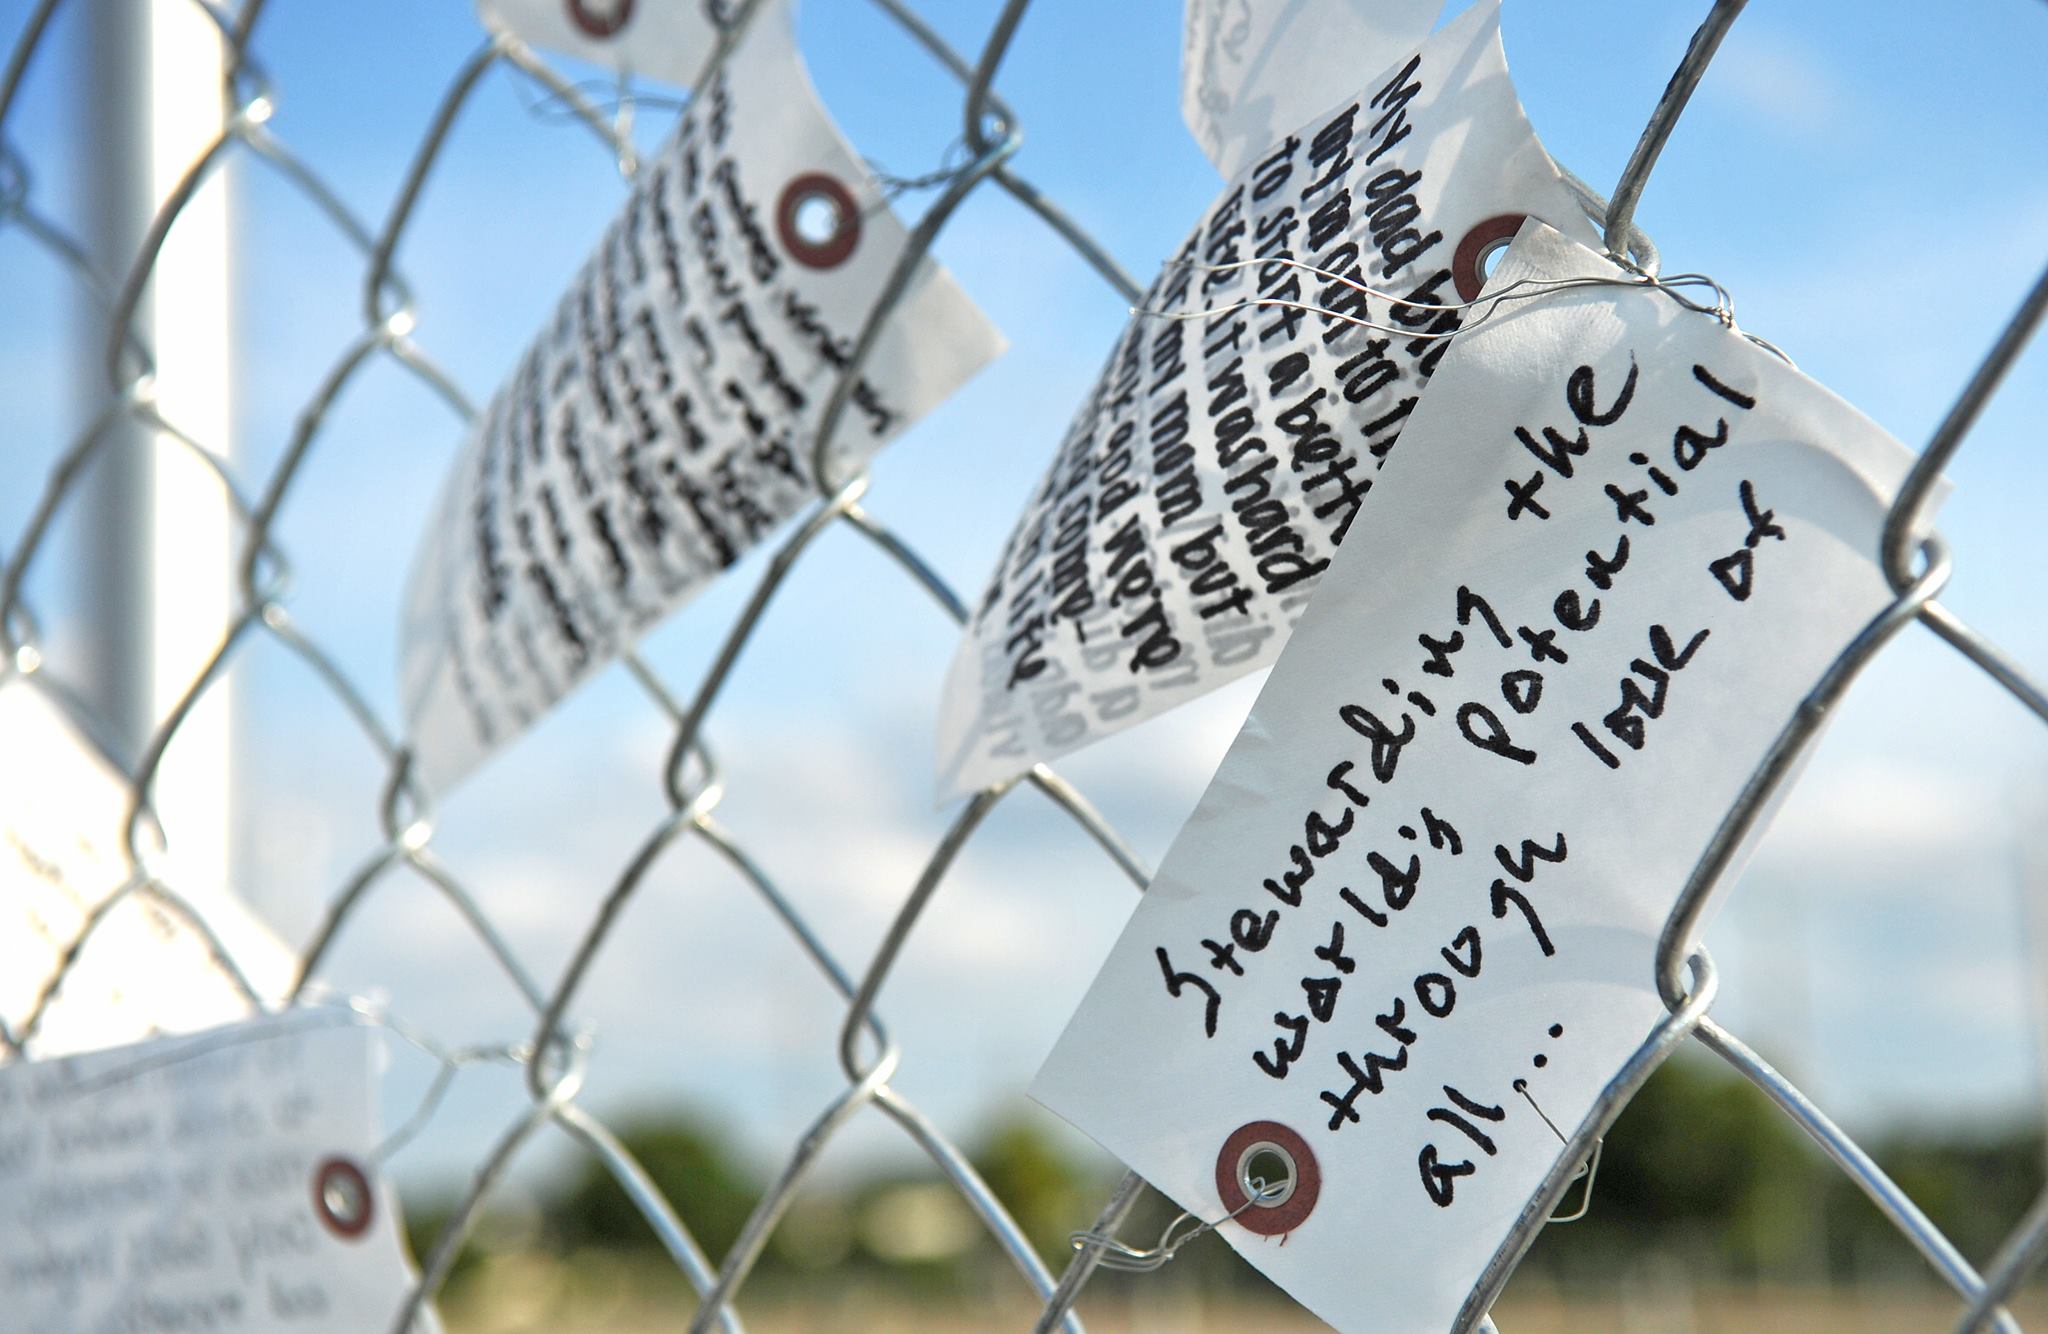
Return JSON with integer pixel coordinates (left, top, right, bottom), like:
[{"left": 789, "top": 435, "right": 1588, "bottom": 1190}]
[{"left": 434, "top": 1252, "right": 2048, "bottom": 1332}]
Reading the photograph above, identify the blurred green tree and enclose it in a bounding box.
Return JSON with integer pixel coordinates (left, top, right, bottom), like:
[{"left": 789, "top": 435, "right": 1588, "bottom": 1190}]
[
  {"left": 969, "top": 1110, "right": 1103, "bottom": 1265},
  {"left": 1525, "top": 1049, "right": 1831, "bottom": 1281},
  {"left": 1823, "top": 1129, "right": 2044, "bottom": 1280},
  {"left": 549, "top": 1114, "right": 763, "bottom": 1264}
]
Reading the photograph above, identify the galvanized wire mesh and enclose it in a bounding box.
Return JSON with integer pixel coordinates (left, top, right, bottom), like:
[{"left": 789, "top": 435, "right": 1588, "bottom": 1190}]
[{"left": 1, "top": 1, "right": 2045, "bottom": 1332}]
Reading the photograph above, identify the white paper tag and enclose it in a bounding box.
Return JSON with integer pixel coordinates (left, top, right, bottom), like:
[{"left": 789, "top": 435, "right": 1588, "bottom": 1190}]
[
  {"left": 0, "top": 679, "right": 293, "bottom": 1058},
  {"left": 1183, "top": 0, "right": 1445, "bottom": 180},
  {"left": 480, "top": 0, "right": 720, "bottom": 88},
  {"left": 1032, "top": 222, "right": 1927, "bottom": 1334},
  {"left": 936, "top": 0, "right": 1597, "bottom": 802},
  {"left": 402, "top": 5, "right": 1005, "bottom": 794},
  {"left": 0, "top": 1014, "right": 435, "bottom": 1331}
]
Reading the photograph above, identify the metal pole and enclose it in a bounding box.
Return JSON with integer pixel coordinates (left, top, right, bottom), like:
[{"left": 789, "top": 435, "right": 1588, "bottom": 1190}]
[
  {"left": 77, "top": 0, "right": 234, "bottom": 891},
  {"left": 77, "top": 0, "right": 152, "bottom": 755}
]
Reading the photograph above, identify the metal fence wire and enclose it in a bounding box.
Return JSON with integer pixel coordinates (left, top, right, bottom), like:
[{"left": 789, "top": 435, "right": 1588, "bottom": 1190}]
[{"left": 2, "top": 0, "right": 2047, "bottom": 1331}]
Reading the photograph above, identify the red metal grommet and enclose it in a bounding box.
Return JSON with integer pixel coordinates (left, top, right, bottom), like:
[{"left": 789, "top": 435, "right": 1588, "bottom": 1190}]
[
  {"left": 776, "top": 173, "right": 862, "bottom": 271},
  {"left": 1452, "top": 213, "right": 1528, "bottom": 302},
  {"left": 1215, "top": 1120, "right": 1320, "bottom": 1237},
  {"left": 566, "top": 0, "right": 634, "bottom": 38},
  {"left": 312, "top": 1156, "right": 376, "bottom": 1240}
]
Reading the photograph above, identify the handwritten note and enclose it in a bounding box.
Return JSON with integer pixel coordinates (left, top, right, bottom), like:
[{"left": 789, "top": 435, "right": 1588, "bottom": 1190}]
[
  {"left": 1183, "top": 0, "right": 1444, "bottom": 180},
  {"left": 0, "top": 1015, "right": 434, "bottom": 1330},
  {"left": 936, "top": 0, "right": 1598, "bottom": 801},
  {"left": 1, "top": 679, "right": 292, "bottom": 1059},
  {"left": 1032, "top": 222, "right": 1928, "bottom": 1333},
  {"left": 480, "top": 0, "right": 720, "bottom": 88},
  {"left": 402, "top": 3, "right": 1004, "bottom": 793}
]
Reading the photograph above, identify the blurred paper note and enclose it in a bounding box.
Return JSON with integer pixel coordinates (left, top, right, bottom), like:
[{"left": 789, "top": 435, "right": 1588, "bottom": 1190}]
[
  {"left": 480, "top": 0, "right": 718, "bottom": 88},
  {"left": 1032, "top": 222, "right": 1926, "bottom": 1333},
  {"left": 0, "top": 679, "right": 292, "bottom": 1059},
  {"left": 0, "top": 1015, "right": 433, "bottom": 1330},
  {"left": 937, "top": 0, "right": 1596, "bottom": 801},
  {"left": 1184, "top": 0, "right": 1445, "bottom": 179},
  {"left": 402, "top": 4, "right": 1003, "bottom": 793}
]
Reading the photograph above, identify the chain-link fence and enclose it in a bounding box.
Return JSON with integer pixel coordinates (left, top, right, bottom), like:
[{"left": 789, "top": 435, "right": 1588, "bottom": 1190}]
[{"left": 2, "top": 0, "right": 2045, "bottom": 1330}]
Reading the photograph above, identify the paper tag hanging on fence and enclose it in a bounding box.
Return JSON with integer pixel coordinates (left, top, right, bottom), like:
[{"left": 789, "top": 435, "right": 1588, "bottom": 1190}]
[
  {"left": 480, "top": 0, "right": 716, "bottom": 89},
  {"left": 400, "top": 2, "right": 1004, "bottom": 794},
  {"left": 0, "top": 678, "right": 294, "bottom": 1059},
  {"left": 1183, "top": 0, "right": 1445, "bottom": 180},
  {"left": 0, "top": 1013, "right": 436, "bottom": 1330},
  {"left": 1032, "top": 221, "right": 1931, "bottom": 1334},
  {"left": 935, "top": 0, "right": 1598, "bottom": 802}
]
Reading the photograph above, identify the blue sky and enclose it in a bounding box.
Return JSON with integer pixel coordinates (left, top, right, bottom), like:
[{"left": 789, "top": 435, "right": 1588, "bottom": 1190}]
[{"left": 4, "top": 0, "right": 2047, "bottom": 1202}]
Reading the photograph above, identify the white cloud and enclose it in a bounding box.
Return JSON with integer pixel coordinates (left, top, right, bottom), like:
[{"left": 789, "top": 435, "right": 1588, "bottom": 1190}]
[
  {"left": 1751, "top": 753, "right": 2005, "bottom": 868},
  {"left": 1705, "top": 29, "right": 1848, "bottom": 140}
]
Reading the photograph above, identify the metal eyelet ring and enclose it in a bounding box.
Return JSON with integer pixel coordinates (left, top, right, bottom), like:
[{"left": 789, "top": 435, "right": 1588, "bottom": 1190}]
[
  {"left": 1214, "top": 1120, "right": 1320, "bottom": 1237},
  {"left": 776, "top": 173, "right": 862, "bottom": 271},
  {"left": 1452, "top": 213, "right": 1529, "bottom": 302},
  {"left": 312, "top": 1156, "right": 376, "bottom": 1240},
  {"left": 566, "top": 0, "right": 634, "bottom": 38}
]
